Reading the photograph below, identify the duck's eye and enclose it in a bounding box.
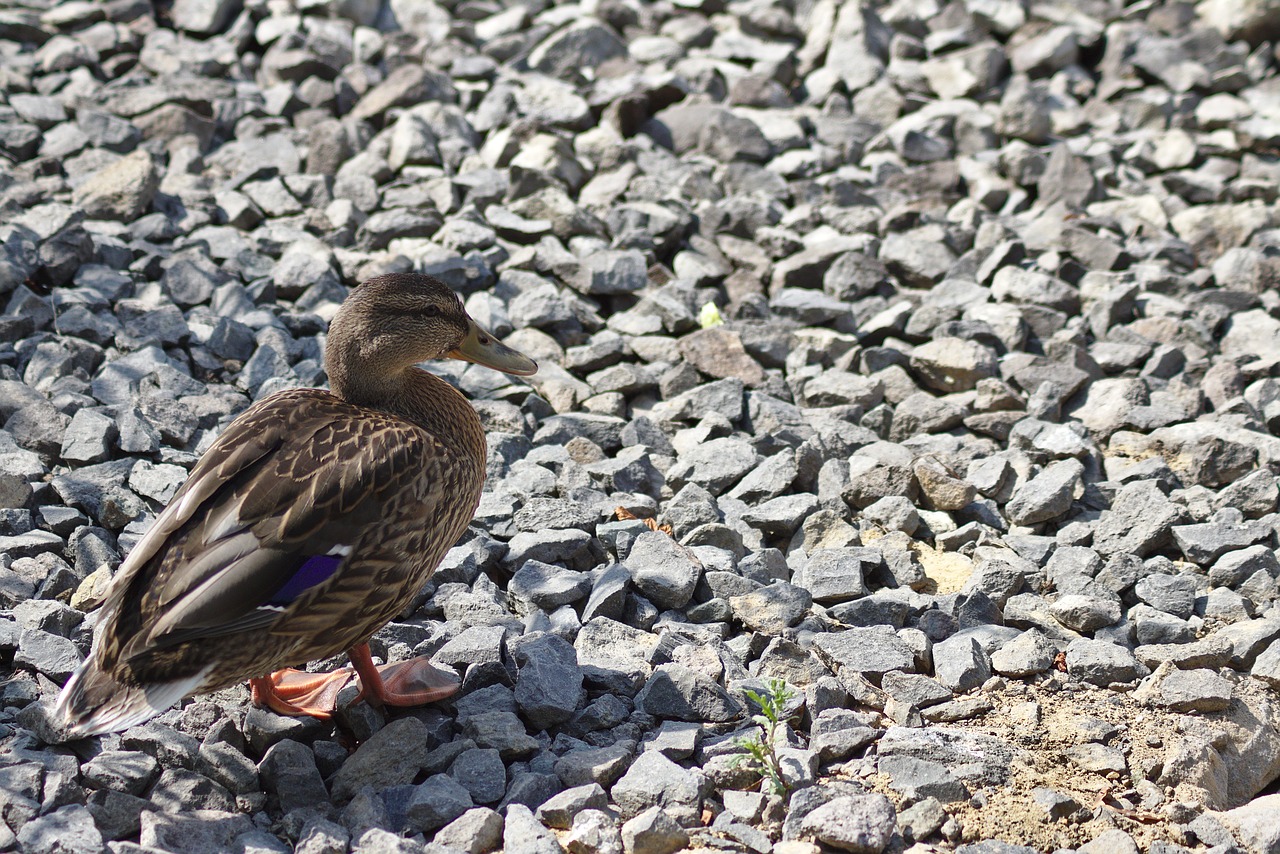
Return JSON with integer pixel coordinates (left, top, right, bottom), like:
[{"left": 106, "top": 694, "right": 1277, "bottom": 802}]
[{"left": 424, "top": 305, "right": 441, "bottom": 318}]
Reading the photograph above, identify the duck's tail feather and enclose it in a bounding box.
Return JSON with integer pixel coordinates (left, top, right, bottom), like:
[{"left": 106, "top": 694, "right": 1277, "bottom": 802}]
[{"left": 54, "top": 659, "right": 211, "bottom": 739}]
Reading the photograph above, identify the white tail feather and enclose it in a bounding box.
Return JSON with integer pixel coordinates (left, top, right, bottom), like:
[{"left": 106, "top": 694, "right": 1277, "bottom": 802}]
[{"left": 55, "top": 661, "right": 212, "bottom": 738}]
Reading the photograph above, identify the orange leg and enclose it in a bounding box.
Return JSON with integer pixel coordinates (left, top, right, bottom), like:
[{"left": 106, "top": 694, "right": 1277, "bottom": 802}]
[{"left": 249, "top": 643, "right": 459, "bottom": 718}]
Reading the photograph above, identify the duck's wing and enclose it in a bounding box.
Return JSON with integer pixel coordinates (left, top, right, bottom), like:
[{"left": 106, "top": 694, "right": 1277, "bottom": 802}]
[{"left": 99, "top": 388, "right": 445, "bottom": 665}]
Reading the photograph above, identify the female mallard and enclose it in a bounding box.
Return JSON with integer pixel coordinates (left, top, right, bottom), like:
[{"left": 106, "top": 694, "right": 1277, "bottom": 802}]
[{"left": 55, "top": 273, "right": 537, "bottom": 737}]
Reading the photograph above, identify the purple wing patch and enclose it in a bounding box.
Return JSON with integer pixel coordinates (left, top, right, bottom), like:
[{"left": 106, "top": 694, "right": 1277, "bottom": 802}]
[{"left": 269, "top": 553, "right": 342, "bottom": 605}]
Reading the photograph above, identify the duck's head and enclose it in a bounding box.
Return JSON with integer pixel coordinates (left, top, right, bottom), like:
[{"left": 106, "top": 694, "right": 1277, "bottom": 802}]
[{"left": 327, "top": 274, "right": 538, "bottom": 384}]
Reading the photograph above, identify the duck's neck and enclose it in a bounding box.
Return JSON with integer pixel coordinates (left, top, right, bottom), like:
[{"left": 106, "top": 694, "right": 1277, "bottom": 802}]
[{"left": 328, "top": 346, "right": 487, "bottom": 467}]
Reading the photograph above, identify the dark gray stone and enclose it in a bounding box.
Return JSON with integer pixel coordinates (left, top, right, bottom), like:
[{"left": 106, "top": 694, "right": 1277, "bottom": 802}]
[
  {"left": 258, "top": 739, "right": 328, "bottom": 815},
  {"left": 404, "top": 774, "right": 473, "bottom": 834},
  {"left": 635, "top": 663, "right": 743, "bottom": 723},
  {"left": 512, "top": 632, "right": 583, "bottom": 731}
]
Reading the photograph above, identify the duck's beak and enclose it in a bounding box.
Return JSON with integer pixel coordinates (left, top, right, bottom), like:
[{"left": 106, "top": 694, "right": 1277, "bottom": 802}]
[{"left": 449, "top": 319, "right": 538, "bottom": 376}]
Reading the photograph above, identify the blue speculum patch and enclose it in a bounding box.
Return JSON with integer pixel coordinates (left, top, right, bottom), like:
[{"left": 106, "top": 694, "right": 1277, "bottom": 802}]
[{"left": 270, "top": 553, "right": 342, "bottom": 605}]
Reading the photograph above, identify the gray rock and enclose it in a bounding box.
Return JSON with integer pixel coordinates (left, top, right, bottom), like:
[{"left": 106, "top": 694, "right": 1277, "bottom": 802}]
[
  {"left": 503, "top": 802, "right": 564, "bottom": 854},
  {"left": 1050, "top": 594, "right": 1121, "bottom": 633},
  {"left": 1210, "top": 545, "right": 1280, "bottom": 589},
  {"left": 1134, "top": 573, "right": 1198, "bottom": 619},
  {"left": 1219, "top": 793, "right": 1280, "bottom": 854},
  {"left": 861, "top": 495, "right": 919, "bottom": 535},
  {"left": 799, "top": 793, "right": 896, "bottom": 853},
  {"left": 499, "top": 770, "right": 561, "bottom": 813},
  {"left": 512, "top": 632, "right": 583, "bottom": 731},
  {"left": 170, "top": 0, "right": 242, "bottom": 33},
  {"left": 60, "top": 409, "right": 116, "bottom": 464},
  {"left": 931, "top": 635, "right": 992, "bottom": 693},
  {"left": 148, "top": 767, "right": 236, "bottom": 813},
  {"left": 14, "top": 627, "right": 82, "bottom": 681},
  {"left": 610, "top": 749, "right": 704, "bottom": 821},
  {"left": 433, "top": 807, "right": 504, "bottom": 854},
  {"left": 294, "top": 817, "right": 350, "bottom": 854},
  {"left": 1149, "top": 668, "right": 1235, "bottom": 713},
  {"left": 792, "top": 549, "right": 871, "bottom": 603},
  {"left": 72, "top": 150, "right": 160, "bottom": 221},
  {"left": 554, "top": 742, "right": 635, "bottom": 789},
  {"left": 879, "top": 754, "right": 971, "bottom": 803},
  {"left": 910, "top": 338, "right": 999, "bottom": 393},
  {"left": 564, "top": 808, "right": 625, "bottom": 854},
  {"left": 1065, "top": 639, "right": 1145, "bottom": 686},
  {"left": 729, "top": 582, "right": 812, "bottom": 633},
  {"left": 449, "top": 748, "right": 506, "bottom": 805},
  {"left": 1005, "top": 459, "right": 1085, "bottom": 526},
  {"left": 635, "top": 663, "right": 743, "bottom": 723},
  {"left": 196, "top": 741, "right": 259, "bottom": 795},
  {"left": 509, "top": 560, "right": 593, "bottom": 614},
  {"left": 1093, "top": 481, "right": 1183, "bottom": 558},
  {"left": 666, "top": 437, "right": 759, "bottom": 496},
  {"left": 82, "top": 750, "right": 160, "bottom": 796},
  {"left": 1172, "top": 520, "right": 1271, "bottom": 566},
  {"left": 258, "top": 740, "right": 328, "bottom": 815},
  {"left": 405, "top": 774, "right": 474, "bottom": 833},
  {"left": 536, "top": 782, "right": 609, "bottom": 829},
  {"left": 621, "top": 804, "right": 689, "bottom": 854},
  {"left": 529, "top": 19, "right": 628, "bottom": 77},
  {"left": 331, "top": 717, "right": 430, "bottom": 800},
  {"left": 811, "top": 709, "right": 878, "bottom": 763},
  {"left": 461, "top": 711, "right": 541, "bottom": 760},
  {"left": 812, "top": 626, "right": 915, "bottom": 679},
  {"left": 624, "top": 531, "right": 703, "bottom": 610},
  {"left": 16, "top": 804, "right": 103, "bottom": 854},
  {"left": 897, "top": 795, "right": 948, "bottom": 844},
  {"left": 991, "top": 631, "right": 1057, "bottom": 677}
]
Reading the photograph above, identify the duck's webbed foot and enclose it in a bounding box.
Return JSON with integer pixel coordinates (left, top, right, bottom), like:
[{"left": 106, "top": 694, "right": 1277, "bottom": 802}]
[
  {"left": 248, "top": 643, "right": 460, "bottom": 718},
  {"left": 348, "top": 644, "right": 461, "bottom": 707},
  {"left": 249, "top": 668, "right": 355, "bottom": 719}
]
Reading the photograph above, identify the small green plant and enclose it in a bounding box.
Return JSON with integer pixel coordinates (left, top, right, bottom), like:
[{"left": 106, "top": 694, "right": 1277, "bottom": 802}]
[{"left": 730, "top": 678, "right": 796, "bottom": 796}]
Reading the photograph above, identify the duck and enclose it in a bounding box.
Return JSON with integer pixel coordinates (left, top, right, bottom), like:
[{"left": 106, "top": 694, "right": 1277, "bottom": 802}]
[{"left": 55, "top": 273, "right": 537, "bottom": 737}]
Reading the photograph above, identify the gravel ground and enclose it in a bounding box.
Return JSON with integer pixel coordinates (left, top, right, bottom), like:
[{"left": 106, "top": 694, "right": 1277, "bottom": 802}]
[{"left": 3, "top": 0, "right": 1280, "bottom": 852}]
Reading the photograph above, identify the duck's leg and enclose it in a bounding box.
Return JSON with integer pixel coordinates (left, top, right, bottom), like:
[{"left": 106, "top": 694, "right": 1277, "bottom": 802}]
[
  {"left": 249, "top": 668, "right": 355, "bottom": 719},
  {"left": 347, "top": 643, "right": 461, "bottom": 707}
]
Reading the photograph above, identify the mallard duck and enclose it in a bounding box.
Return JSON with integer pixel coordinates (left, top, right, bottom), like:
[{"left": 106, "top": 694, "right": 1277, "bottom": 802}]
[{"left": 55, "top": 273, "right": 537, "bottom": 737}]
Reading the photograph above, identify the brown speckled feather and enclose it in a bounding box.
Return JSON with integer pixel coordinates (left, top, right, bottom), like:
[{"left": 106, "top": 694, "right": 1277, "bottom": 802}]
[{"left": 95, "top": 375, "right": 484, "bottom": 691}]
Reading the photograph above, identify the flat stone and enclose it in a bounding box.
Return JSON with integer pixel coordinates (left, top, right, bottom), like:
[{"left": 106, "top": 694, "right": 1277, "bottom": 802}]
[
  {"left": 1063, "top": 743, "right": 1127, "bottom": 774},
  {"left": 1065, "top": 639, "right": 1145, "bottom": 686},
  {"left": 536, "top": 782, "right": 608, "bottom": 829},
  {"left": 812, "top": 626, "right": 916, "bottom": 679},
  {"left": 799, "top": 793, "right": 897, "bottom": 853},
  {"left": 729, "top": 582, "right": 812, "bottom": 633},
  {"left": 404, "top": 774, "right": 473, "bottom": 834},
  {"left": 1151, "top": 668, "right": 1235, "bottom": 713},
  {"left": 792, "top": 549, "right": 871, "bottom": 603},
  {"left": 433, "top": 807, "right": 504, "bottom": 854},
  {"left": 16, "top": 804, "right": 102, "bottom": 854},
  {"left": 635, "top": 663, "right": 743, "bottom": 723},
  {"left": 621, "top": 804, "right": 689, "bottom": 854},
  {"left": 331, "top": 717, "right": 430, "bottom": 800},
  {"left": 1050, "top": 594, "right": 1121, "bottom": 633},
  {"left": 610, "top": 749, "right": 703, "bottom": 821}
]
